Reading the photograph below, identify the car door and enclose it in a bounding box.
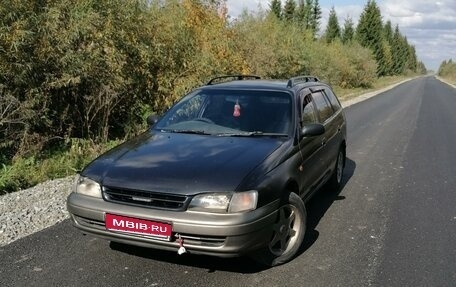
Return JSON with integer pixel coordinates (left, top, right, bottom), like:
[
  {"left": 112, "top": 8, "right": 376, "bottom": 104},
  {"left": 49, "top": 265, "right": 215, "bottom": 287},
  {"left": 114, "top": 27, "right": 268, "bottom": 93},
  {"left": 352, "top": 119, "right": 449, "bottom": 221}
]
[
  {"left": 322, "top": 87, "right": 346, "bottom": 171},
  {"left": 297, "top": 89, "right": 328, "bottom": 199},
  {"left": 309, "top": 87, "right": 340, "bottom": 176}
]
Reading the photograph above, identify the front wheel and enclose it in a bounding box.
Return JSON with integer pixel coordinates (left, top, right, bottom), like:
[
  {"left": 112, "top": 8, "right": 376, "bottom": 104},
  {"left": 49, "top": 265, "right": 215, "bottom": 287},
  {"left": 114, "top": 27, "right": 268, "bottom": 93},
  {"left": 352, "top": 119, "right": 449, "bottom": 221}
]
[{"left": 250, "top": 192, "right": 306, "bottom": 266}]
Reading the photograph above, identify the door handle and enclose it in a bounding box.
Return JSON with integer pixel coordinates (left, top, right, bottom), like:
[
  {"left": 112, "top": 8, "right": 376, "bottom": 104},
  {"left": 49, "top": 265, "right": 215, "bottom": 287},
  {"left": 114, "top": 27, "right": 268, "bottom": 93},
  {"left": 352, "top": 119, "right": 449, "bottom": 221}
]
[{"left": 321, "top": 137, "right": 327, "bottom": 146}]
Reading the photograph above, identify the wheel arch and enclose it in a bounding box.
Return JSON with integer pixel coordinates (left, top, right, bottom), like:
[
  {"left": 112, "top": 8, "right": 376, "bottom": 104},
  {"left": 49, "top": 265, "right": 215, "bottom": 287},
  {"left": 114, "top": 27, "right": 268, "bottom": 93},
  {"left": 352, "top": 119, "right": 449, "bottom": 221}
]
[{"left": 283, "top": 179, "right": 300, "bottom": 197}]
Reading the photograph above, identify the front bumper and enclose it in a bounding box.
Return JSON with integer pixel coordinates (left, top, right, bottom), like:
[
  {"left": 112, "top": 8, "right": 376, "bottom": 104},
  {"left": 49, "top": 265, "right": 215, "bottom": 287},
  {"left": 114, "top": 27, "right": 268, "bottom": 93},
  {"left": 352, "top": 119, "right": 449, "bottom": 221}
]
[{"left": 67, "top": 193, "right": 279, "bottom": 257}]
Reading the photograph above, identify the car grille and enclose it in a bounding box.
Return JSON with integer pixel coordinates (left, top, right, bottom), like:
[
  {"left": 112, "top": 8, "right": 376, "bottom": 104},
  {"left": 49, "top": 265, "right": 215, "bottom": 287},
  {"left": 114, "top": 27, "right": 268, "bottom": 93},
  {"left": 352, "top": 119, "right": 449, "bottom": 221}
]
[{"left": 102, "top": 186, "right": 190, "bottom": 211}]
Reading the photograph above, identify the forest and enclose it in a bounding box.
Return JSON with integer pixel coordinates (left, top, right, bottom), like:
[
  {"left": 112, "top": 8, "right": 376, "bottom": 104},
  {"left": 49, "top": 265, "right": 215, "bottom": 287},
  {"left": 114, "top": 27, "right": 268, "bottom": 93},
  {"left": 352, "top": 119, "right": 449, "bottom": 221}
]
[
  {"left": 438, "top": 59, "right": 456, "bottom": 84},
  {"left": 0, "top": 0, "right": 426, "bottom": 192}
]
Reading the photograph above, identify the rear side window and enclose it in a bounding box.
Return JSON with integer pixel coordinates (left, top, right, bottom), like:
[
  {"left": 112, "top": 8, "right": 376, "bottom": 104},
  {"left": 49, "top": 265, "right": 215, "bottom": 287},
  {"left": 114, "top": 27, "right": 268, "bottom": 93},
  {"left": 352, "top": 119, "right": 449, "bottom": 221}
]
[
  {"left": 312, "top": 91, "right": 334, "bottom": 123},
  {"left": 324, "top": 88, "right": 342, "bottom": 111}
]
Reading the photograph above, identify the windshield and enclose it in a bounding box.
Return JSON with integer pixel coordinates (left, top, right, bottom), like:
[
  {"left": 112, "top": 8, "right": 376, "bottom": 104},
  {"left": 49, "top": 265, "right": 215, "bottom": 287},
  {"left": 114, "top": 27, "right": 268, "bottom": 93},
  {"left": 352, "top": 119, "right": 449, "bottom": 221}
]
[{"left": 155, "top": 89, "right": 292, "bottom": 136}]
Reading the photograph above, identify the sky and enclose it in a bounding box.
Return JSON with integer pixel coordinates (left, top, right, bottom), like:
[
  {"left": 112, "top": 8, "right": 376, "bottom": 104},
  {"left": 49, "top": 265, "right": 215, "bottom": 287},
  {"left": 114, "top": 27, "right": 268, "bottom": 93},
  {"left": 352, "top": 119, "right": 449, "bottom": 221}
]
[{"left": 225, "top": 0, "right": 456, "bottom": 71}]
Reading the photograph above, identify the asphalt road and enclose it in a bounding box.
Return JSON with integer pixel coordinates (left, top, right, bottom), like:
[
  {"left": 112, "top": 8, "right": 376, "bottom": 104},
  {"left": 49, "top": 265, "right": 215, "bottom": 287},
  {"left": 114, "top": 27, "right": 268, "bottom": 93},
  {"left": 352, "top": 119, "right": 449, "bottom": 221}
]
[{"left": 1, "top": 76, "right": 455, "bottom": 287}]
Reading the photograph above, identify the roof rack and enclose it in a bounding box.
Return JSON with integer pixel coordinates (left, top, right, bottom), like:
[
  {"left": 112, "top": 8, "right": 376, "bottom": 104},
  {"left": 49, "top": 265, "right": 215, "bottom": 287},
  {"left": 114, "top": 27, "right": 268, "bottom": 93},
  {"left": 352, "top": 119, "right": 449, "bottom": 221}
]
[
  {"left": 286, "top": 75, "right": 319, "bottom": 88},
  {"left": 207, "top": 75, "right": 261, "bottom": 85}
]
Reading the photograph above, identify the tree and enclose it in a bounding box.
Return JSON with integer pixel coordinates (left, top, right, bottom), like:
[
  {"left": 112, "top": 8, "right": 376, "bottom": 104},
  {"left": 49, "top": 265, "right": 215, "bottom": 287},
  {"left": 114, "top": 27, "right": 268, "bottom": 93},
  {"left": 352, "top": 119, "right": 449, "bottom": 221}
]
[
  {"left": 296, "top": 1, "right": 305, "bottom": 25},
  {"left": 283, "top": 0, "right": 297, "bottom": 22},
  {"left": 342, "top": 17, "right": 355, "bottom": 43},
  {"left": 384, "top": 20, "right": 393, "bottom": 44},
  {"left": 325, "top": 6, "right": 341, "bottom": 43},
  {"left": 417, "top": 61, "right": 427, "bottom": 74},
  {"left": 390, "top": 25, "right": 408, "bottom": 74},
  {"left": 407, "top": 45, "right": 418, "bottom": 72},
  {"left": 356, "top": 0, "right": 386, "bottom": 76},
  {"left": 295, "top": 0, "right": 314, "bottom": 30},
  {"left": 269, "top": 0, "right": 282, "bottom": 19},
  {"left": 438, "top": 59, "right": 456, "bottom": 77},
  {"left": 310, "top": 0, "right": 322, "bottom": 35},
  {"left": 380, "top": 39, "right": 393, "bottom": 75}
]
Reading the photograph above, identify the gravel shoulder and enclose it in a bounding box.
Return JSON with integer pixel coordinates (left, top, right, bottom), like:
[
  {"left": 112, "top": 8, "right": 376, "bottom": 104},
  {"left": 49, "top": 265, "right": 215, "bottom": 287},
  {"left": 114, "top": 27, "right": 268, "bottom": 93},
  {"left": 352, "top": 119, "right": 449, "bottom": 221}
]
[
  {"left": 0, "top": 176, "right": 75, "bottom": 246},
  {"left": 0, "top": 76, "right": 423, "bottom": 247}
]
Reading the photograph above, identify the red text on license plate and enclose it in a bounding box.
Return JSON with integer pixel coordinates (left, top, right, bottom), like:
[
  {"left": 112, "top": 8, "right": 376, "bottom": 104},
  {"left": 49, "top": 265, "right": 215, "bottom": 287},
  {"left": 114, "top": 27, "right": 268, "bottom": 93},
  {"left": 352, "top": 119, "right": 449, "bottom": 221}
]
[{"left": 105, "top": 213, "right": 172, "bottom": 239}]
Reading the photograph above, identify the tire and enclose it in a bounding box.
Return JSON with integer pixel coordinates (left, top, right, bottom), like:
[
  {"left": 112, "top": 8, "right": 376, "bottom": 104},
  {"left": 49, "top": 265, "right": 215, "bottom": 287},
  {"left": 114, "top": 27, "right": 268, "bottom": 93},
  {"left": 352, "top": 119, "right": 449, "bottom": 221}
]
[
  {"left": 250, "top": 192, "right": 306, "bottom": 266},
  {"left": 327, "top": 148, "right": 345, "bottom": 191}
]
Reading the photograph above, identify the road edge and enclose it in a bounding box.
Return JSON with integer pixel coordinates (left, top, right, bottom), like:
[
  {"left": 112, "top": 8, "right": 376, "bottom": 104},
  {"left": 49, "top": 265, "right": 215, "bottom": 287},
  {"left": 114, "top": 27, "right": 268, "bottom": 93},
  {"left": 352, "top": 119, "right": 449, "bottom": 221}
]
[
  {"left": 435, "top": 76, "right": 456, "bottom": 89},
  {"left": 341, "top": 77, "right": 420, "bottom": 108}
]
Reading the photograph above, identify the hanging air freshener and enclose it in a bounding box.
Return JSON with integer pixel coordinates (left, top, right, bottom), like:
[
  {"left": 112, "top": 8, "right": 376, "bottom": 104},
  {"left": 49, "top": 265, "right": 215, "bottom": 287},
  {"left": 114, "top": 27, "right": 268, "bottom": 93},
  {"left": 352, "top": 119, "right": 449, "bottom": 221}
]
[
  {"left": 177, "top": 234, "right": 187, "bottom": 255},
  {"left": 233, "top": 100, "right": 241, "bottom": 117}
]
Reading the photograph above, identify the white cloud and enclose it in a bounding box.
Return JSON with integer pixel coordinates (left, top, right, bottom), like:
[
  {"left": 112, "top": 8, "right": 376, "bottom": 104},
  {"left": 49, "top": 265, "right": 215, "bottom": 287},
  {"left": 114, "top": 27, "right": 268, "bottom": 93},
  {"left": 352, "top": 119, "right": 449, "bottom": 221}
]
[
  {"left": 382, "top": 0, "right": 456, "bottom": 29},
  {"left": 225, "top": 0, "right": 267, "bottom": 18},
  {"left": 381, "top": 0, "right": 456, "bottom": 70},
  {"left": 331, "top": 5, "right": 364, "bottom": 23}
]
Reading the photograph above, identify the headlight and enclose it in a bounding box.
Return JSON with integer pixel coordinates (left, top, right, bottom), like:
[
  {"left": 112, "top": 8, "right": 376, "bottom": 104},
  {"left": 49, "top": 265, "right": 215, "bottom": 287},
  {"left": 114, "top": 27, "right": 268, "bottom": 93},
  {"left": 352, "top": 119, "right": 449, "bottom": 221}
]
[
  {"left": 74, "top": 175, "right": 102, "bottom": 198},
  {"left": 188, "top": 191, "right": 258, "bottom": 213},
  {"left": 228, "top": 191, "right": 258, "bottom": 213}
]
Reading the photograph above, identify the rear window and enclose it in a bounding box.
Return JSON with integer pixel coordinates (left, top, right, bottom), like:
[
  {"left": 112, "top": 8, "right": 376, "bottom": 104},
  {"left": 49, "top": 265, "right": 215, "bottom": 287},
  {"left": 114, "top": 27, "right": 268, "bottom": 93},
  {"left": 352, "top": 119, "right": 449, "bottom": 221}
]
[
  {"left": 312, "top": 91, "right": 334, "bottom": 123},
  {"left": 324, "top": 88, "right": 342, "bottom": 111}
]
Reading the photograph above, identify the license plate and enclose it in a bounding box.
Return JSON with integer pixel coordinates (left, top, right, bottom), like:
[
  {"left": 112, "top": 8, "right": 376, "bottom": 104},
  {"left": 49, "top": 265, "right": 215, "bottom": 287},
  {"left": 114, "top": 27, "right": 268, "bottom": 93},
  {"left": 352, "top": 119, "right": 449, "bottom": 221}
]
[{"left": 105, "top": 213, "right": 172, "bottom": 240}]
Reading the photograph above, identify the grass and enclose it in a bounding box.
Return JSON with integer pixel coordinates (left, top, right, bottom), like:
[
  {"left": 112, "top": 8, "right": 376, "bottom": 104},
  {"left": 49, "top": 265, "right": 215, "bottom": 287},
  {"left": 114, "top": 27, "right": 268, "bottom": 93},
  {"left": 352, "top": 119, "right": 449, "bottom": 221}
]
[
  {"left": 439, "top": 75, "right": 456, "bottom": 85},
  {"left": 0, "top": 75, "right": 420, "bottom": 194},
  {"left": 0, "top": 139, "right": 120, "bottom": 194},
  {"left": 335, "top": 75, "right": 414, "bottom": 101}
]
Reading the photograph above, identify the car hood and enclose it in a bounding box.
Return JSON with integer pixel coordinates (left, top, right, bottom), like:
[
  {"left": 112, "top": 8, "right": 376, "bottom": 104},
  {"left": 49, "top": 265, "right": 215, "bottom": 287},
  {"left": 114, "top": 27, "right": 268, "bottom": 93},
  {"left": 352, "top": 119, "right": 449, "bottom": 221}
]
[{"left": 82, "top": 131, "right": 286, "bottom": 195}]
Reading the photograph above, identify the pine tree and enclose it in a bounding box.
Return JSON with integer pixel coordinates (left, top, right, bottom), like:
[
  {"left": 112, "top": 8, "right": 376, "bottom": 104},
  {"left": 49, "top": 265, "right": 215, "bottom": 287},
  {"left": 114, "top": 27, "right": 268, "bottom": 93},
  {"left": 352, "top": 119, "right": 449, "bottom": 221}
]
[
  {"left": 384, "top": 20, "right": 393, "bottom": 45},
  {"left": 269, "top": 0, "right": 282, "bottom": 19},
  {"left": 407, "top": 45, "right": 418, "bottom": 72},
  {"left": 300, "top": 0, "right": 313, "bottom": 30},
  {"left": 310, "top": 0, "right": 322, "bottom": 35},
  {"left": 438, "top": 60, "right": 448, "bottom": 75},
  {"left": 283, "top": 0, "right": 297, "bottom": 22},
  {"left": 381, "top": 39, "right": 393, "bottom": 75},
  {"left": 325, "top": 6, "right": 341, "bottom": 43},
  {"left": 391, "top": 25, "right": 406, "bottom": 74},
  {"left": 295, "top": 0, "right": 307, "bottom": 26},
  {"left": 356, "top": 0, "right": 385, "bottom": 76},
  {"left": 342, "top": 17, "right": 354, "bottom": 44},
  {"left": 417, "top": 61, "right": 427, "bottom": 74},
  {"left": 382, "top": 21, "right": 394, "bottom": 75}
]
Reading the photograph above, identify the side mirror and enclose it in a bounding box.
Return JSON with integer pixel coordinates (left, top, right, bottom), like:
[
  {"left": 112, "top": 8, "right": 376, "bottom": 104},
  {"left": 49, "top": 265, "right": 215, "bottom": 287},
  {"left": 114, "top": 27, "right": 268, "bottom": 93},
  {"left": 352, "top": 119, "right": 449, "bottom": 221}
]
[
  {"left": 147, "top": 115, "right": 159, "bottom": 126},
  {"left": 301, "top": 123, "right": 325, "bottom": 138}
]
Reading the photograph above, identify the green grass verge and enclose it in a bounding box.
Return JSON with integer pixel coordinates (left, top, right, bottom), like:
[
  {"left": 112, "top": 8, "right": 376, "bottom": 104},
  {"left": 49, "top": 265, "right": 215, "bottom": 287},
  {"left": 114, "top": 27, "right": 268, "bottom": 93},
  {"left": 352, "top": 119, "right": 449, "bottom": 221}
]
[
  {"left": 335, "top": 75, "right": 413, "bottom": 101},
  {"left": 0, "top": 139, "right": 120, "bottom": 194}
]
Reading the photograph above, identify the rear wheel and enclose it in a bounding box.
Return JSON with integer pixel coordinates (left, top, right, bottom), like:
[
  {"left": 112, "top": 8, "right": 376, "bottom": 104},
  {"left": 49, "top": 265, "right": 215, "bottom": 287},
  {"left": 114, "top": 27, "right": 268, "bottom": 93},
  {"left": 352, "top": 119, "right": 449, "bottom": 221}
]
[
  {"left": 328, "top": 148, "right": 345, "bottom": 190},
  {"left": 251, "top": 192, "right": 306, "bottom": 266}
]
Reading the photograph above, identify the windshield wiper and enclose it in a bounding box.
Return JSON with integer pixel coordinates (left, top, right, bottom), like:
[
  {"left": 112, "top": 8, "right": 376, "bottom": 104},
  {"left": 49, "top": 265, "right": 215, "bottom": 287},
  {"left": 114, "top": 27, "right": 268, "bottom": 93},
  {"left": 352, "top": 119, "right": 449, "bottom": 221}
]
[
  {"left": 218, "top": 131, "right": 288, "bottom": 137},
  {"left": 160, "top": 129, "right": 211, "bottom": 135}
]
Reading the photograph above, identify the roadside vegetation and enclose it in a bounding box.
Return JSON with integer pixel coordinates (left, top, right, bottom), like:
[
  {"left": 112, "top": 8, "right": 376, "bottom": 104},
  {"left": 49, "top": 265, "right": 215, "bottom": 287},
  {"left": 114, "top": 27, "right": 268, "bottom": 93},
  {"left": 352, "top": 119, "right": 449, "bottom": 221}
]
[
  {"left": 438, "top": 59, "right": 456, "bottom": 84},
  {"left": 0, "top": 0, "right": 427, "bottom": 193}
]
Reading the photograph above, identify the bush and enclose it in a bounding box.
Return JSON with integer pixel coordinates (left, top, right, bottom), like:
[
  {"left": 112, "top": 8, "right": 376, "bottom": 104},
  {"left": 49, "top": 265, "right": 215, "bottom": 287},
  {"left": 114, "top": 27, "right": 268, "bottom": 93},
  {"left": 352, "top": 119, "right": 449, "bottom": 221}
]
[
  {"left": 439, "top": 59, "right": 456, "bottom": 83},
  {"left": 233, "top": 13, "right": 377, "bottom": 88},
  {"left": 0, "top": 139, "right": 119, "bottom": 193}
]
